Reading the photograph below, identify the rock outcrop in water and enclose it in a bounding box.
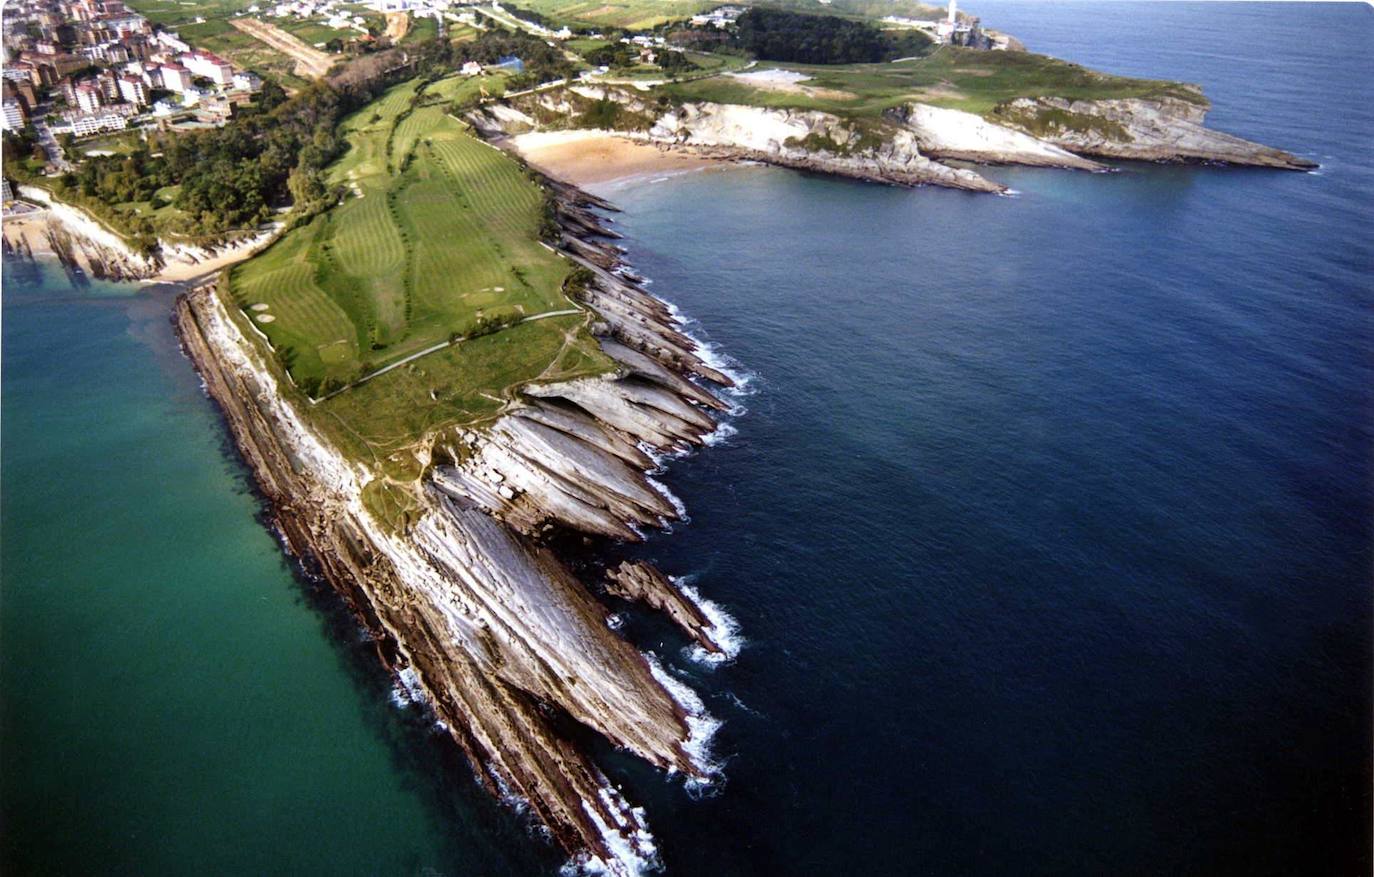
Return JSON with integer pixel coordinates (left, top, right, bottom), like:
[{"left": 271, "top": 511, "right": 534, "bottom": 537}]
[
  {"left": 175, "top": 178, "right": 739, "bottom": 875},
  {"left": 605, "top": 561, "right": 727, "bottom": 657}
]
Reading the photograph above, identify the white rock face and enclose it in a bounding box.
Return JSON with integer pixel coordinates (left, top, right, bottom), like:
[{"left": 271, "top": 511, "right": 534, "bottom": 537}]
[
  {"left": 651, "top": 102, "right": 814, "bottom": 152},
  {"left": 649, "top": 102, "right": 1006, "bottom": 192},
  {"left": 994, "top": 96, "right": 1316, "bottom": 169},
  {"left": 19, "top": 185, "right": 162, "bottom": 275},
  {"left": 893, "top": 103, "right": 1104, "bottom": 170}
]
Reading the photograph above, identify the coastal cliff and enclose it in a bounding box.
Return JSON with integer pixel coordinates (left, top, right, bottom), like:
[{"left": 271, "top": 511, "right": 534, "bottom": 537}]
[
  {"left": 987, "top": 94, "right": 1318, "bottom": 168},
  {"left": 175, "top": 179, "right": 739, "bottom": 875},
  {"left": 489, "top": 80, "right": 1315, "bottom": 193},
  {"left": 14, "top": 184, "right": 280, "bottom": 282},
  {"left": 488, "top": 86, "right": 1008, "bottom": 193}
]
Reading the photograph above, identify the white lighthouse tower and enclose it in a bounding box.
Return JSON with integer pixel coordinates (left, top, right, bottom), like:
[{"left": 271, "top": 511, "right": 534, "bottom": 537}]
[{"left": 937, "top": 0, "right": 957, "bottom": 41}]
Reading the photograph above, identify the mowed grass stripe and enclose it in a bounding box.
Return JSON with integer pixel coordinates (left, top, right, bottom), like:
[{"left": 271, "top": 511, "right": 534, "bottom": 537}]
[{"left": 229, "top": 74, "right": 614, "bottom": 458}]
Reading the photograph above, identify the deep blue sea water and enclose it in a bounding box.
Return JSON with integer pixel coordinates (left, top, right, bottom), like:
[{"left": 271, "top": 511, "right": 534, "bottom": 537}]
[{"left": 2, "top": 3, "right": 1370, "bottom": 875}]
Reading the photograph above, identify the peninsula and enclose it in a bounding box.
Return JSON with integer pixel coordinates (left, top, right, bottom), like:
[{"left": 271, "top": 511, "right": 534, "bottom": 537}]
[{"left": 0, "top": 0, "right": 1315, "bottom": 872}]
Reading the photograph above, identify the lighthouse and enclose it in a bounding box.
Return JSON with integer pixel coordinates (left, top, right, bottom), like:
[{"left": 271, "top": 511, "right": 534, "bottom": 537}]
[{"left": 936, "top": 0, "right": 957, "bottom": 41}]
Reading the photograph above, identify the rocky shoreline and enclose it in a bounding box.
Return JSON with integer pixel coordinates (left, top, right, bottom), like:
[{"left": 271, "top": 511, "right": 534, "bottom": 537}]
[
  {"left": 174, "top": 174, "right": 741, "bottom": 875},
  {"left": 9, "top": 184, "right": 279, "bottom": 284},
  {"left": 485, "top": 82, "right": 1316, "bottom": 195}
]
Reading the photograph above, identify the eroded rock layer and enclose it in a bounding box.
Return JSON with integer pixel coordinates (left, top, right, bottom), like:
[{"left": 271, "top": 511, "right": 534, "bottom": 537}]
[
  {"left": 175, "top": 180, "right": 740, "bottom": 875},
  {"left": 606, "top": 561, "right": 727, "bottom": 657}
]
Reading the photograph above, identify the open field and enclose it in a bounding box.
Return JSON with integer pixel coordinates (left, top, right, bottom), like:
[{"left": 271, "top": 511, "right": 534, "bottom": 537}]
[
  {"left": 277, "top": 18, "right": 360, "bottom": 47},
  {"left": 231, "top": 18, "right": 336, "bottom": 78},
  {"left": 661, "top": 46, "right": 1208, "bottom": 117},
  {"left": 228, "top": 75, "right": 611, "bottom": 462},
  {"left": 516, "top": 0, "right": 715, "bottom": 29},
  {"left": 175, "top": 18, "right": 310, "bottom": 88},
  {"left": 122, "top": 0, "right": 248, "bottom": 27}
]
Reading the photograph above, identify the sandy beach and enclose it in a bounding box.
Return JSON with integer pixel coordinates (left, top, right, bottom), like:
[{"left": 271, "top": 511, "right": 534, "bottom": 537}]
[
  {"left": 3, "top": 209, "right": 275, "bottom": 285},
  {"left": 509, "top": 130, "right": 714, "bottom": 186}
]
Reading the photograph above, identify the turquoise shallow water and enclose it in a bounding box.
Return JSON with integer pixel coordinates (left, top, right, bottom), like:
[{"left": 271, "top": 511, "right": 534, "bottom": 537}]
[
  {"left": 0, "top": 266, "right": 556, "bottom": 875},
  {"left": 3, "top": 3, "right": 1372, "bottom": 875}
]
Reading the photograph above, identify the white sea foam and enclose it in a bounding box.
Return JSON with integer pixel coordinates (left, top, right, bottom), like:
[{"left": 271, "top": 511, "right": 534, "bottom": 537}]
[
  {"left": 692, "top": 337, "right": 757, "bottom": 399},
  {"left": 701, "top": 421, "right": 738, "bottom": 447},
  {"left": 675, "top": 577, "right": 744, "bottom": 665},
  {"left": 645, "top": 655, "right": 723, "bottom": 794},
  {"left": 646, "top": 477, "right": 689, "bottom": 522},
  {"left": 559, "top": 783, "right": 660, "bottom": 877},
  {"left": 390, "top": 665, "right": 425, "bottom": 707},
  {"left": 723, "top": 691, "right": 762, "bottom": 718}
]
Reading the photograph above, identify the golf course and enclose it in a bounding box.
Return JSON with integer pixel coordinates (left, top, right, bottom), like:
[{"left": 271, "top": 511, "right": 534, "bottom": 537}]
[{"left": 227, "top": 73, "right": 613, "bottom": 467}]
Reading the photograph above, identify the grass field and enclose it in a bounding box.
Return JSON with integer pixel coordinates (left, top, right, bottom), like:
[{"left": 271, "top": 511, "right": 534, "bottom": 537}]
[
  {"left": 173, "top": 18, "right": 311, "bottom": 88},
  {"left": 660, "top": 46, "right": 1207, "bottom": 118},
  {"left": 277, "top": 18, "right": 359, "bottom": 47},
  {"left": 517, "top": 0, "right": 715, "bottom": 29},
  {"left": 228, "top": 74, "right": 612, "bottom": 465},
  {"left": 123, "top": 0, "right": 249, "bottom": 27}
]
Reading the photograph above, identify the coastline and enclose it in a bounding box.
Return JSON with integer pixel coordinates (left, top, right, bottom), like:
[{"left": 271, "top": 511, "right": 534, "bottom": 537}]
[
  {"left": 172, "top": 166, "right": 743, "bottom": 875},
  {"left": 509, "top": 129, "right": 717, "bottom": 186},
  {"left": 3, "top": 193, "right": 278, "bottom": 285}
]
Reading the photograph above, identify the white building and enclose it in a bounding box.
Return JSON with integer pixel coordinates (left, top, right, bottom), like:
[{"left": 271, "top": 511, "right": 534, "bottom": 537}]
[
  {"left": 75, "top": 83, "right": 103, "bottom": 113},
  {"left": 160, "top": 63, "right": 192, "bottom": 92},
  {"left": 232, "top": 71, "right": 263, "bottom": 92},
  {"left": 61, "top": 110, "right": 130, "bottom": 136},
  {"left": 2, "top": 99, "right": 26, "bottom": 131},
  {"left": 182, "top": 50, "right": 233, "bottom": 85},
  {"left": 118, "top": 74, "right": 148, "bottom": 106},
  {"left": 156, "top": 30, "right": 190, "bottom": 53}
]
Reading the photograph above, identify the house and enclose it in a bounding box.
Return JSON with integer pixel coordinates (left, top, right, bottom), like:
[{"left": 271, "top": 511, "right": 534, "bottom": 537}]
[
  {"left": 232, "top": 71, "right": 263, "bottom": 92},
  {"left": 194, "top": 95, "right": 234, "bottom": 124},
  {"left": 460, "top": 60, "right": 482, "bottom": 76}
]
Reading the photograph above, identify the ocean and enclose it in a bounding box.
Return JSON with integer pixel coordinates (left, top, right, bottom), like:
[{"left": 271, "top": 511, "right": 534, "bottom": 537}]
[{"left": 3, "top": 2, "right": 1370, "bottom": 875}]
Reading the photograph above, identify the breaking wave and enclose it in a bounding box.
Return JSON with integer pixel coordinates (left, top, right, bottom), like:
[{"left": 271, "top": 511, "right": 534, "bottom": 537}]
[
  {"left": 645, "top": 654, "right": 724, "bottom": 798},
  {"left": 389, "top": 665, "right": 425, "bottom": 708},
  {"left": 675, "top": 576, "right": 745, "bottom": 666}
]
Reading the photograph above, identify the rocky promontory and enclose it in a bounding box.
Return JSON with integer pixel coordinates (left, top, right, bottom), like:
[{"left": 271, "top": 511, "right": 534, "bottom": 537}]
[
  {"left": 175, "top": 178, "right": 741, "bottom": 875},
  {"left": 485, "top": 79, "right": 1315, "bottom": 195}
]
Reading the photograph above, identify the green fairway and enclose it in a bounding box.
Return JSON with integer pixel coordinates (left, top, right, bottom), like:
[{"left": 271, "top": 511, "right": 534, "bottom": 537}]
[
  {"left": 661, "top": 46, "right": 1208, "bottom": 117},
  {"left": 228, "top": 75, "right": 612, "bottom": 463}
]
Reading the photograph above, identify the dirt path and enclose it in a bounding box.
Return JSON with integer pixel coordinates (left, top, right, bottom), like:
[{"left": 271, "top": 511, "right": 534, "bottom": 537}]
[
  {"left": 384, "top": 11, "right": 410, "bottom": 41},
  {"left": 231, "top": 18, "right": 333, "bottom": 79}
]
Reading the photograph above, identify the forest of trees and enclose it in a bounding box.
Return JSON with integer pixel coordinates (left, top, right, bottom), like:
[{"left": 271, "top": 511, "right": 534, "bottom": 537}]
[
  {"left": 732, "top": 8, "right": 934, "bottom": 64},
  {"left": 452, "top": 27, "right": 576, "bottom": 88}
]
